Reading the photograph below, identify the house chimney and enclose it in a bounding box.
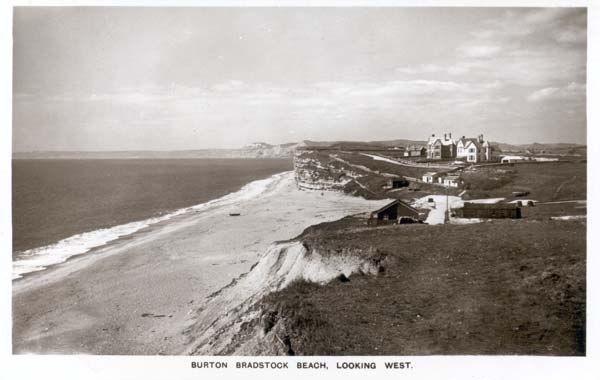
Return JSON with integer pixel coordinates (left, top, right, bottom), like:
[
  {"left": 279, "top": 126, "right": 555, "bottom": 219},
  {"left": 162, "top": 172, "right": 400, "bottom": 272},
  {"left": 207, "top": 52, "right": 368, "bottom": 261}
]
[
  {"left": 444, "top": 133, "right": 447, "bottom": 140},
  {"left": 462, "top": 135, "right": 465, "bottom": 140},
  {"left": 449, "top": 133, "right": 452, "bottom": 139},
  {"left": 479, "top": 134, "right": 484, "bottom": 143},
  {"left": 432, "top": 134, "right": 435, "bottom": 137}
]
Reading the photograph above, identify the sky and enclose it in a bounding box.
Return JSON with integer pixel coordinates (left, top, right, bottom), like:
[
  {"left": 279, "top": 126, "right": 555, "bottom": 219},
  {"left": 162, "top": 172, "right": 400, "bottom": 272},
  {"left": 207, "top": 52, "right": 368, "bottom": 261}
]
[{"left": 12, "top": 7, "right": 587, "bottom": 151}]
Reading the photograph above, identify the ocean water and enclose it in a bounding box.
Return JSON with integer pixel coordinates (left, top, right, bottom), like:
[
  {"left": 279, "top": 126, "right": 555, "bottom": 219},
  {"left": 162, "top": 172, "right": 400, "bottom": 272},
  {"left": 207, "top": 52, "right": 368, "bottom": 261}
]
[{"left": 12, "top": 158, "right": 293, "bottom": 279}]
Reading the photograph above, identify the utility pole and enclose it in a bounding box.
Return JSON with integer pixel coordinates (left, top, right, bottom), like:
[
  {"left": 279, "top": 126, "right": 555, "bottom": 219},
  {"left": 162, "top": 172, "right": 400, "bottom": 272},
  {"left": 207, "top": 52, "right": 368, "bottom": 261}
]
[{"left": 444, "top": 183, "right": 450, "bottom": 224}]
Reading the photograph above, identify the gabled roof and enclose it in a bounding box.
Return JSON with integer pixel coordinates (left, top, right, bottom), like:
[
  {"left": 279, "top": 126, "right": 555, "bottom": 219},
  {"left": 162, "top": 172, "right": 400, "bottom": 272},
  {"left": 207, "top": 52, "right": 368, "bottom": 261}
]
[
  {"left": 443, "top": 175, "right": 461, "bottom": 180},
  {"left": 464, "top": 139, "right": 483, "bottom": 150},
  {"left": 371, "top": 199, "right": 419, "bottom": 215},
  {"left": 458, "top": 137, "right": 484, "bottom": 146},
  {"left": 429, "top": 138, "right": 455, "bottom": 146}
]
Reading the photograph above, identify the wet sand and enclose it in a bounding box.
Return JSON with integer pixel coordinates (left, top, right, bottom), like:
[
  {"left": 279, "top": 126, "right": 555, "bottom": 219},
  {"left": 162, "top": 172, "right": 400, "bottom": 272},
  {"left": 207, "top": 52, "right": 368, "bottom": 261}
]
[{"left": 12, "top": 172, "right": 387, "bottom": 355}]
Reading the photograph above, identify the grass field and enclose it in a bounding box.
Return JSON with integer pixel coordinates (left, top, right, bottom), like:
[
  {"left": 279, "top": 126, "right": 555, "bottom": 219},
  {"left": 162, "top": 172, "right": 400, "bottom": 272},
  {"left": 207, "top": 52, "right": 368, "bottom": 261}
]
[
  {"left": 261, "top": 217, "right": 586, "bottom": 355},
  {"left": 298, "top": 151, "right": 586, "bottom": 205},
  {"left": 254, "top": 151, "right": 588, "bottom": 356},
  {"left": 462, "top": 162, "right": 586, "bottom": 202}
]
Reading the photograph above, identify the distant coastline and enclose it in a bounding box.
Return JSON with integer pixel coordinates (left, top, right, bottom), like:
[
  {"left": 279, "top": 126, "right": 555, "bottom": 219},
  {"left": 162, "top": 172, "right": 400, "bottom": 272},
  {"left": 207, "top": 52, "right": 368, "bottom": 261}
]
[
  {"left": 12, "top": 139, "right": 586, "bottom": 160},
  {"left": 11, "top": 150, "right": 294, "bottom": 160}
]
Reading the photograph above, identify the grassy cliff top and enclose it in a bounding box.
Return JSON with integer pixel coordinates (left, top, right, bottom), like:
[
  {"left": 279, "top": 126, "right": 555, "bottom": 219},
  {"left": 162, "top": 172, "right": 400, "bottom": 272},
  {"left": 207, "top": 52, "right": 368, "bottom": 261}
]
[{"left": 262, "top": 217, "right": 586, "bottom": 355}]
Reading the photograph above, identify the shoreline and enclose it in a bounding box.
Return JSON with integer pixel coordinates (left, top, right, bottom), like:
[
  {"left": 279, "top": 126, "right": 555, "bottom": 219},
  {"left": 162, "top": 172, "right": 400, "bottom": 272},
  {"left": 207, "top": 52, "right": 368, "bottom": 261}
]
[
  {"left": 12, "top": 170, "right": 293, "bottom": 280},
  {"left": 13, "top": 171, "right": 388, "bottom": 354}
]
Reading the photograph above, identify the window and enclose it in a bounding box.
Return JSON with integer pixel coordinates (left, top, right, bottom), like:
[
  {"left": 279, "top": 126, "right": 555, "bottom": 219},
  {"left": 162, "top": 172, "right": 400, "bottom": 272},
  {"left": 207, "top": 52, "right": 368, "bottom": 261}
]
[{"left": 469, "top": 148, "right": 475, "bottom": 153}]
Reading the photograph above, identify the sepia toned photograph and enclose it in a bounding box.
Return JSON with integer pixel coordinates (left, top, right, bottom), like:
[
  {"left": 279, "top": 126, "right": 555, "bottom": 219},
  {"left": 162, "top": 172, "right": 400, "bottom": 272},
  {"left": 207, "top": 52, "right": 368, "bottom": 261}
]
[{"left": 10, "top": 4, "right": 588, "bottom": 360}]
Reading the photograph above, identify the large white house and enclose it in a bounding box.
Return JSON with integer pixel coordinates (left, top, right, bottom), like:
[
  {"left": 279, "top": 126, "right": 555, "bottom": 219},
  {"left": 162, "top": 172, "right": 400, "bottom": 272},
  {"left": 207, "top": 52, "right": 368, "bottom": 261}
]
[
  {"left": 426, "top": 133, "right": 456, "bottom": 160},
  {"left": 456, "top": 135, "right": 494, "bottom": 163}
]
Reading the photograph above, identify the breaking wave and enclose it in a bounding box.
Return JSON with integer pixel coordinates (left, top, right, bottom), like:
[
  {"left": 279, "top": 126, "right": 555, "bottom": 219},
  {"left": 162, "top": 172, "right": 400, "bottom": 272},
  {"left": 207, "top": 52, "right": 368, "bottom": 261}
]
[{"left": 12, "top": 171, "right": 293, "bottom": 280}]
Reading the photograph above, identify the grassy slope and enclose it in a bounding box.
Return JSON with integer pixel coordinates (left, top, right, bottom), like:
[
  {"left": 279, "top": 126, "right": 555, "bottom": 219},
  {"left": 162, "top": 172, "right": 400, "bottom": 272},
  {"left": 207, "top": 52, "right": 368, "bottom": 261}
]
[
  {"left": 320, "top": 153, "right": 587, "bottom": 203},
  {"left": 462, "top": 162, "right": 586, "bottom": 202},
  {"left": 258, "top": 160, "right": 587, "bottom": 356},
  {"left": 262, "top": 218, "right": 586, "bottom": 356}
]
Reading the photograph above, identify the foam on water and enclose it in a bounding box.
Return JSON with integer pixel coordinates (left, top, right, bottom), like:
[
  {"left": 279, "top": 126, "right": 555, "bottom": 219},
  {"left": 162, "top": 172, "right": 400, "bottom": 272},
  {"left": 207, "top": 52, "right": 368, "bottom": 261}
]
[{"left": 12, "top": 171, "right": 292, "bottom": 280}]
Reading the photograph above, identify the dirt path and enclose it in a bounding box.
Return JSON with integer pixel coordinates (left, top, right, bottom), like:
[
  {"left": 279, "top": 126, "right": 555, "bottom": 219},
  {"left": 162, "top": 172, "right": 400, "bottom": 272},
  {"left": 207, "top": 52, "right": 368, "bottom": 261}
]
[
  {"left": 552, "top": 175, "right": 577, "bottom": 200},
  {"left": 359, "top": 153, "right": 457, "bottom": 169}
]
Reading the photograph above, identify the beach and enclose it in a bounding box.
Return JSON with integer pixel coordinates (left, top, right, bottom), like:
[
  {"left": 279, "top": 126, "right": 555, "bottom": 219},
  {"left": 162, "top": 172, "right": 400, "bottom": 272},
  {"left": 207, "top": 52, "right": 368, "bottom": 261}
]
[{"left": 12, "top": 171, "right": 388, "bottom": 355}]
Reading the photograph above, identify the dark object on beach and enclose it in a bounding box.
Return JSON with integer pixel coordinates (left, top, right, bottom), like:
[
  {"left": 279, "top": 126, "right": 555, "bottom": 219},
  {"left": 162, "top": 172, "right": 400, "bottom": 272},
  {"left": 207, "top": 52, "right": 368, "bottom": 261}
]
[
  {"left": 229, "top": 213, "right": 241, "bottom": 216},
  {"left": 337, "top": 273, "right": 350, "bottom": 282},
  {"left": 513, "top": 190, "right": 530, "bottom": 197},
  {"left": 457, "top": 203, "right": 522, "bottom": 219}
]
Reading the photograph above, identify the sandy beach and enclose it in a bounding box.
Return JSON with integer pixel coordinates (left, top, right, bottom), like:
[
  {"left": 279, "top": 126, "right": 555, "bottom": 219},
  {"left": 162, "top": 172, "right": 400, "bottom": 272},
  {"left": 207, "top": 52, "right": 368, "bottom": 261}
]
[{"left": 12, "top": 171, "right": 387, "bottom": 355}]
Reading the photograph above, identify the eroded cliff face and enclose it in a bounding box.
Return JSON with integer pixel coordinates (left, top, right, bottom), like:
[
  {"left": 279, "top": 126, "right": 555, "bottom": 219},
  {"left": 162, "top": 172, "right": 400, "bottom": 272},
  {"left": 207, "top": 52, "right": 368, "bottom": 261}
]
[
  {"left": 182, "top": 150, "right": 389, "bottom": 355},
  {"left": 240, "top": 142, "right": 300, "bottom": 158},
  {"left": 184, "top": 240, "right": 385, "bottom": 355}
]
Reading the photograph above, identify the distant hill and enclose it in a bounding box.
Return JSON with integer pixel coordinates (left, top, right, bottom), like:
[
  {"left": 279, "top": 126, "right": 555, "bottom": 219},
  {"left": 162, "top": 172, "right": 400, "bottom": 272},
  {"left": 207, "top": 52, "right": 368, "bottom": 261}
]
[
  {"left": 13, "top": 142, "right": 301, "bottom": 160},
  {"left": 300, "top": 139, "right": 426, "bottom": 150},
  {"left": 522, "top": 143, "right": 587, "bottom": 156},
  {"left": 12, "top": 139, "right": 586, "bottom": 159},
  {"left": 494, "top": 142, "right": 525, "bottom": 152},
  {"left": 368, "top": 139, "right": 427, "bottom": 147}
]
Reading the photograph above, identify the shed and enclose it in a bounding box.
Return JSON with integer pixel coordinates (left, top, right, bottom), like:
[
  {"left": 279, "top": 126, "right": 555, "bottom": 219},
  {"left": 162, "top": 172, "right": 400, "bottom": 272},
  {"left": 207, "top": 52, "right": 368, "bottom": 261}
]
[
  {"left": 389, "top": 178, "right": 410, "bottom": 189},
  {"left": 457, "top": 203, "right": 521, "bottom": 219},
  {"left": 422, "top": 172, "right": 438, "bottom": 183},
  {"left": 501, "top": 155, "right": 528, "bottom": 164},
  {"left": 441, "top": 175, "right": 460, "bottom": 188},
  {"left": 369, "top": 199, "right": 421, "bottom": 225},
  {"left": 404, "top": 146, "right": 426, "bottom": 157}
]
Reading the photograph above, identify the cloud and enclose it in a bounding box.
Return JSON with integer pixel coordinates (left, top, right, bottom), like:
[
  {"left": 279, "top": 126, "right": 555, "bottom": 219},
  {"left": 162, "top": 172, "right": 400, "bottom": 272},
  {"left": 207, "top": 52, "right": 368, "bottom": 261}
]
[
  {"left": 393, "top": 10, "right": 584, "bottom": 85},
  {"left": 15, "top": 78, "right": 509, "bottom": 144},
  {"left": 527, "top": 82, "right": 586, "bottom": 102},
  {"left": 523, "top": 8, "right": 571, "bottom": 26},
  {"left": 395, "top": 64, "right": 444, "bottom": 75},
  {"left": 457, "top": 45, "right": 502, "bottom": 59},
  {"left": 440, "top": 8, "right": 586, "bottom": 88},
  {"left": 478, "top": 8, "right": 584, "bottom": 41},
  {"left": 211, "top": 80, "right": 244, "bottom": 92},
  {"left": 36, "top": 79, "right": 496, "bottom": 110},
  {"left": 527, "top": 87, "right": 560, "bottom": 102},
  {"left": 554, "top": 27, "right": 587, "bottom": 44}
]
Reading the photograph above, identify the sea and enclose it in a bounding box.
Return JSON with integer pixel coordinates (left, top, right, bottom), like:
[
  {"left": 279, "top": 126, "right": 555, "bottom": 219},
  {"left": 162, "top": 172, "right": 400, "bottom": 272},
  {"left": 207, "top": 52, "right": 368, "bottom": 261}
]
[{"left": 12, "top": 158, "right": 293, "bottom": 279}]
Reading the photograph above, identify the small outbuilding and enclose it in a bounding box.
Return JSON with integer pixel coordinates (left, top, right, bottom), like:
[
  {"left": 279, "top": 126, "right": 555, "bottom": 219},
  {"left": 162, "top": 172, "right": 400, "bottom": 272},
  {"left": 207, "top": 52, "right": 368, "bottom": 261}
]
[
  {"left": 439, "top": 175, "right": 461, "bottom": 188},
  {"left": 369, "top": 199, "right": 421, "bottom": 225},
  {"left": 422, "top": 172, "right": 438, "bottom": 183},
  {"left": 456, "top": 203, "right": 522, "bottom": 219},
  {"left": 404, "top": 145, "right": 426, "bottom": 157},
  {"left": 388, "top": 178, "right": 410, "bottom": 189},
  {"left": 501, "top": 155, "right": 528, "bottom": 164}
]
